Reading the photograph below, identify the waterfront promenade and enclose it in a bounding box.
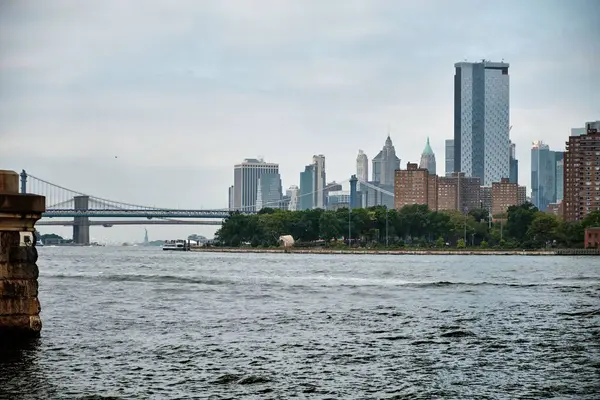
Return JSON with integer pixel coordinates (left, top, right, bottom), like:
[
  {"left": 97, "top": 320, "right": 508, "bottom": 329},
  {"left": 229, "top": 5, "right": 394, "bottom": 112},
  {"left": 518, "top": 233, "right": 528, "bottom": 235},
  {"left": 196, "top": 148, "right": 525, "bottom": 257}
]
[{"left": 190, "top": 247, "right": 600, "bottom": 256}]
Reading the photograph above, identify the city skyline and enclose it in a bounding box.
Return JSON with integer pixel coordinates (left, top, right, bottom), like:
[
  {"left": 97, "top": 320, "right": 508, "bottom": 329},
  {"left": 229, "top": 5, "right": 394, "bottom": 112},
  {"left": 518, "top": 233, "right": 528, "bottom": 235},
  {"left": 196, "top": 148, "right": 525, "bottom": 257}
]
[{"left": 1, "top": 0, "right": 598, "bottom": 241}]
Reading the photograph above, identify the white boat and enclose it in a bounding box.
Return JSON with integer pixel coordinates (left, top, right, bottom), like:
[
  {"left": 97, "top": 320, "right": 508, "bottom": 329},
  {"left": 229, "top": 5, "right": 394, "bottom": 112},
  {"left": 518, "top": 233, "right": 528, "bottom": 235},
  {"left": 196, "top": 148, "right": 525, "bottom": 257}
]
[{"left": 162, "top": 239, "right": 191, "bottom": 251}]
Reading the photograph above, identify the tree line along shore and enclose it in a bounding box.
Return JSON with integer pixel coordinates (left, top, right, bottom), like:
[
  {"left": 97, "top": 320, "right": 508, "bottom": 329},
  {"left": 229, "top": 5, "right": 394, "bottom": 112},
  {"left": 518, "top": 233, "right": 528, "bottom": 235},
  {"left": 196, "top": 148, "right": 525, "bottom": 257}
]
[{"left": 215, "top": 203, "right": 600, "bottom": 250}]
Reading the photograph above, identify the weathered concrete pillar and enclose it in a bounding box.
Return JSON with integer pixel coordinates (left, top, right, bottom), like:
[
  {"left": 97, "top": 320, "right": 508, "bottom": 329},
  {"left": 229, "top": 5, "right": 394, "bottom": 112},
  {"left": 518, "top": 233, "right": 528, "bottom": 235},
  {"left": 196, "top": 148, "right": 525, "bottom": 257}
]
[{"left": 0, "top": 170, "right": 45, "bottom": 339}]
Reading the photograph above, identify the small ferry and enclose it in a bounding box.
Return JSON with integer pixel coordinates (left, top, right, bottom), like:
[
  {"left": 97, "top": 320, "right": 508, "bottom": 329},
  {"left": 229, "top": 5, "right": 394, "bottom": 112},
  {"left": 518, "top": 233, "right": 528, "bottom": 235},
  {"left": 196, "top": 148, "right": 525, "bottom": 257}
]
[{"left": 162, "top": 239, "right": 191, "bottom": 251}]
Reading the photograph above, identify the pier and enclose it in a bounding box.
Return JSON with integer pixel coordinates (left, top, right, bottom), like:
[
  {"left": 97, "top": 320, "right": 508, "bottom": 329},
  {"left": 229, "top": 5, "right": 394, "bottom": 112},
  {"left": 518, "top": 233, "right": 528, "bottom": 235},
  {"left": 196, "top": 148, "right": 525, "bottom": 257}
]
[{"left": 0, "top": 170, "right": 45, "bottom": 339}]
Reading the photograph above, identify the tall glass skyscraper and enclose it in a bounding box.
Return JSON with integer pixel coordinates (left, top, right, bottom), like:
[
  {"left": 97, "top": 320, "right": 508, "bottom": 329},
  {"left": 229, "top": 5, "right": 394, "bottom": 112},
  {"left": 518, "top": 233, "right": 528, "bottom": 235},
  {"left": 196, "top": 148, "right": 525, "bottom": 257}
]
[
  {"left": 531, "top": 141, "right": 563, "bottom": 211},
  {"left": 454, "top": 61, "right": 510, "bottom": 186},
  {"left": 509, "top": 141, "right": 518, "bottom": 184},
  {"left": 255, "top": 172, "right": 283, "bottom": 211},
  {"left": 445, "top": 139, "right": 454, "bottom": 176},
  {"left": 299, "top": 164, "right": 315, "bottom": 210}
]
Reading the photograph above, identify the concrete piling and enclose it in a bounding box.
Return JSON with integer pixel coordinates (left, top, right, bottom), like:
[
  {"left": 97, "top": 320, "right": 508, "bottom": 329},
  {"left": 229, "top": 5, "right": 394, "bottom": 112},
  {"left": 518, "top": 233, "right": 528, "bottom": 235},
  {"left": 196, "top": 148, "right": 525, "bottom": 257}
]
[{"left": 0, "top": 170, "right": 45, "bottom": 339}]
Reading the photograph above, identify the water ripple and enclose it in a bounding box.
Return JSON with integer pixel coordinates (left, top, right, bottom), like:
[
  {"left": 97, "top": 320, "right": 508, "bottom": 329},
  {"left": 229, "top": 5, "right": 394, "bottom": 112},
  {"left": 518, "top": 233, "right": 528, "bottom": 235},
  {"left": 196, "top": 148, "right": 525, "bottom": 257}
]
[{"left": 1, "top": 247, "right": 599, "bottom": 399}]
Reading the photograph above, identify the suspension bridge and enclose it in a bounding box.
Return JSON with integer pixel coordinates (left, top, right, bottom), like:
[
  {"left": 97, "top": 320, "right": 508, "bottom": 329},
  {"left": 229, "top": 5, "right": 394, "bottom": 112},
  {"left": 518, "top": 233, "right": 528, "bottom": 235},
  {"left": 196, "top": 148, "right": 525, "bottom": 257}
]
[{"left": 21, "top": 171, "right": 394, "bottom": 244}]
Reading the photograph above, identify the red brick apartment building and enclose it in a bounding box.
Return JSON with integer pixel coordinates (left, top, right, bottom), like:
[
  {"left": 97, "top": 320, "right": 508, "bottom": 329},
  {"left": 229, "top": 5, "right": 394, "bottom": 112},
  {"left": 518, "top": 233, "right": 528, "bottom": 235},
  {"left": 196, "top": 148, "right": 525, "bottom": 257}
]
[
  {"left": 492, "top": 178, "right": 527, "bottom": 216},
  {"left": 438, "top": 172, "right": 481, "bottom": 212},
  {"left": 394, "top": 163, "right": 438, "bottom": 211},
  {"left": 564, "top": 121, "right": 600, "bottom": 221}
]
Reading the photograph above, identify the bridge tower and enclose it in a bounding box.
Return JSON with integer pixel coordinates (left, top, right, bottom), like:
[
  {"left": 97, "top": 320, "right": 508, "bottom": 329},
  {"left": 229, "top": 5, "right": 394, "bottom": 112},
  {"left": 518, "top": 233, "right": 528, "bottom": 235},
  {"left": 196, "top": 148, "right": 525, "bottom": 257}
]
[
  {"left": 0, "top": 170, "right": 45, "bottom": 340},
  {"left": 73, "top": 195, "right": 90, "bottom": 245}
]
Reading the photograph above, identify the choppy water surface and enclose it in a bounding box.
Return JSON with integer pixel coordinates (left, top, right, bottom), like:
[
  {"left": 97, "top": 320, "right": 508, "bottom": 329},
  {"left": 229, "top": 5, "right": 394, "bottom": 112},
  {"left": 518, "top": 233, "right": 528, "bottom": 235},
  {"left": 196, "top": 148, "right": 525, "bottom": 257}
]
[{"left": 1, "top": 247, "right": 599, "bottom": 399}]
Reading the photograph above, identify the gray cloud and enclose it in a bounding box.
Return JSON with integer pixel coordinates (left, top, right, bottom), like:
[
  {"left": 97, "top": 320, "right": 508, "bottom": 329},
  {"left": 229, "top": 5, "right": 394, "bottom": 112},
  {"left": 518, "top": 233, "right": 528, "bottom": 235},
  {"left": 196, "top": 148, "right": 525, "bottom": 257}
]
[{"left": 1, "top": 0, "right": 598, "bottom": 241}]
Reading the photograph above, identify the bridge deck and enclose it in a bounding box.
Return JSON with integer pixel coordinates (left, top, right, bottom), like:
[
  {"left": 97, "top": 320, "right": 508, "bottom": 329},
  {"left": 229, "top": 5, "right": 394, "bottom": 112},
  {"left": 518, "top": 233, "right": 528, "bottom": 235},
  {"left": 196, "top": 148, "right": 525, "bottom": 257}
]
[{"left": 43, "top": 209, "right": 254, "bottom": 219}]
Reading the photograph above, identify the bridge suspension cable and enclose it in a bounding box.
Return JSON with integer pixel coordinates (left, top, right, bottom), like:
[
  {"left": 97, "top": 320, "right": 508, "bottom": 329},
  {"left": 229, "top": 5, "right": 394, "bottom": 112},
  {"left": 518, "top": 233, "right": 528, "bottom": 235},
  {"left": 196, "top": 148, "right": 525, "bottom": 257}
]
[{"left": 27, "top": 173, "right": 174, "bottom": 211}]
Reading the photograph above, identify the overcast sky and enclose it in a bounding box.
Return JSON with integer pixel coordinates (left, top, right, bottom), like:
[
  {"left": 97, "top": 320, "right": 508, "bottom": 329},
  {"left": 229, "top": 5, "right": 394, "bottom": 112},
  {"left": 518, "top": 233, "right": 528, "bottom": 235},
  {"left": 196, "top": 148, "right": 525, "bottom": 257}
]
[{"left": 1, "top": 0, "right": 598, "bottom": 242}]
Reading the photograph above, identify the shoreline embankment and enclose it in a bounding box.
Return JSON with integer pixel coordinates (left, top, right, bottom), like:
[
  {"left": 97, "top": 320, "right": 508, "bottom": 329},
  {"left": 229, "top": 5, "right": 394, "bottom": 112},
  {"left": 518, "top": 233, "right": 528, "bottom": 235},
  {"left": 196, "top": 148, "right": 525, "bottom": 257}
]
[{"left": 190, "top": 247, "right": 599, "bottom": 256}]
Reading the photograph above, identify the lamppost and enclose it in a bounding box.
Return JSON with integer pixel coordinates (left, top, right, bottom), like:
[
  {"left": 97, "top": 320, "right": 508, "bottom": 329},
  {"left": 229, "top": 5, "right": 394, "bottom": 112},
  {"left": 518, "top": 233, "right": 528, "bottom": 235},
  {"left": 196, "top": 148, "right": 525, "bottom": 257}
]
[
  {"left": 463, "top": 207, "right": 468, "bottom": 244},
  {"left": 385, "top": 206, "right": 389, "bottom": 247},
  {"left": 348, "top": 205, "right": 351, "bottom": 247}
]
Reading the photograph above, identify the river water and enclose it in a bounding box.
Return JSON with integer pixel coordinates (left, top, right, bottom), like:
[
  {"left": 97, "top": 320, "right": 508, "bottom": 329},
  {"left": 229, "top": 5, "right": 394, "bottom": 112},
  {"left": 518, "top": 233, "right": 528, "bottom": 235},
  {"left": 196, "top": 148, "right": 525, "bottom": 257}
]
[{"left": 1, "top": 247, "right": 599, "bottom": 399}]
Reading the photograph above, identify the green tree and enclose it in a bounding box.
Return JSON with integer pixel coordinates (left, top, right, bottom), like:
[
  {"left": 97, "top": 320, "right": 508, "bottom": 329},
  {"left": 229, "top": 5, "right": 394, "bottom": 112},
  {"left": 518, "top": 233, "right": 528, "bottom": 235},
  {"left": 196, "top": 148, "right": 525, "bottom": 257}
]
[
  {"left": 555, "top": 220, "right": 584, "bottom": 248},
  {"left": 435, "top": 237, "right": 445, "bottom": 248},
  {"left": 582, "top": 211, "right": 600, "bottom": 228},
  {"left": 214, "top": 204, "right": 586, "bottom": 249},
  {"left": 526, "top": 213, "right": 559, "bottom": 247},
  {"left": 319, "top": 211, "right": 341, "bottom": 241},
  {"left": 469, "top": 208, "right": 490, "bottom": 224},
  {"left": 506, "top": 202, "right": 539, "bottom": 242},
  {"left": 40, "top": 233, "right": 63, "bottom": 241}
]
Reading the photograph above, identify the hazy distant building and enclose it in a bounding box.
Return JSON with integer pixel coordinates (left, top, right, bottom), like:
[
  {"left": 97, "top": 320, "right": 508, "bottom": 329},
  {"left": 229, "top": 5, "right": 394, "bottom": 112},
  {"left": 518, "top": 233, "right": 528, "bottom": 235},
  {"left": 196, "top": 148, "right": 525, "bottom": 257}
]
[
  {"left": 509, "top": 141, "right": 518, "bottom": 184},
  {"left": 555, "top": 155, "right": 564, "bottom": 203},
  {"left": 571, "top": 127, "right": 586, "bottom": 136},
  {"left": 299, "top": 164, "right": 315, "bottom": 210},
  {"left": 356, "top": 150, "right": 369, "bottom": 190},
  {"left": 531, "top": 141, "right": 563, "bottom": 212},
  {"left": 445, "top": 139, "right": 454, "bottom": 176},
  {"left": 256, "top": 172, "right": 283, "bottom": 211},
  {"left": 419, "top": 137, "right": 436, "bottom": 175},
  {"left": 280, "top": 195, "right": 291, "bottom": 211},
  {"left": 360, "top": 181, "right": 394, "bottom": 209},
  {"left": 312, "top": 155, "right": 326, "bottom": 209},
  {"left": 327, "top": 190, "right": 350, "bottom": 210},
  {"left": 287, "top": 185, "right": 299, "bottom": 211},
  {"left": 372, "top": 135, "right": 401, "bottom": 186},
  {"left": 233, "top": 158, "right": 279, "bottom": 211},
  {"left": 324, "top": 181, "right": 342, "bottom": 208},
  {"left": 357, "top": 150, "right": 369, "bottom": 181},
  {"left": 394, "top": 163, "right": 438, "bottom": 211},
  {"left": 564, "top": 121, "right": 600, "bottom": 221},
  {"left": 228, "top": 185, "right": 234, "bottom": 211},
  {"left": 454, "top": 60, "right": 510, "bottom": 186}
]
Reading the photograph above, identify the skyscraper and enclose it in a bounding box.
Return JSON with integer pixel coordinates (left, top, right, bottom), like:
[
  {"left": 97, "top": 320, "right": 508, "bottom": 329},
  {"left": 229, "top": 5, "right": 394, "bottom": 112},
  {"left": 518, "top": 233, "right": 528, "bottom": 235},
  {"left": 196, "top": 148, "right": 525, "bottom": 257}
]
[
  {"left": 372, "top": 135, "right": 400, "bottom": 185},
  {"left": 299, "top": 164, "right": 315, "bottom": 210},
  {"left": 454, "top": 60, "right": 510, "bottom": 186},
  {"left": 555, "top": 154, "right": 564, "bottom": 203},
  {"left": 228, "top": 185, "right": 234, "bottom": 211},
  {"left": 531, "top": 141, "right": 563, "bottom": 211},
  {"left": 255, "top": 172, "right": 283, "bottom": 211},
  {"left": 356, "top": 150, "right": 369, "bottom": 183},
  {"left": 233, "top": 158, "right": 279, "bottom": 211},
  {"left": 312, "top": 155, "right": 326, "bottom": 209},
  {"left": 286, "top": 185, "right": 299, "bottom": 211},
  {"left": 419, "top": 137, "right": 436, "bottom": 175},
  {"left": 509, "top": 141, "right": 518, "bottom": 184},
  {"left": 445, "top": 139, "right": 454, "bottom": 176}
]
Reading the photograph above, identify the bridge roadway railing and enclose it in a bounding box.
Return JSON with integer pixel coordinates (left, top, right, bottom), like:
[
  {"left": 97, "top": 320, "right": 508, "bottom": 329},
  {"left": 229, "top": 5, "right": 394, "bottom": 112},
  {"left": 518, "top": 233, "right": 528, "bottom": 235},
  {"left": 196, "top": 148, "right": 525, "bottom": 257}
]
[{"left": 43, "top": 209, "right": 257, "bottom": 219}]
